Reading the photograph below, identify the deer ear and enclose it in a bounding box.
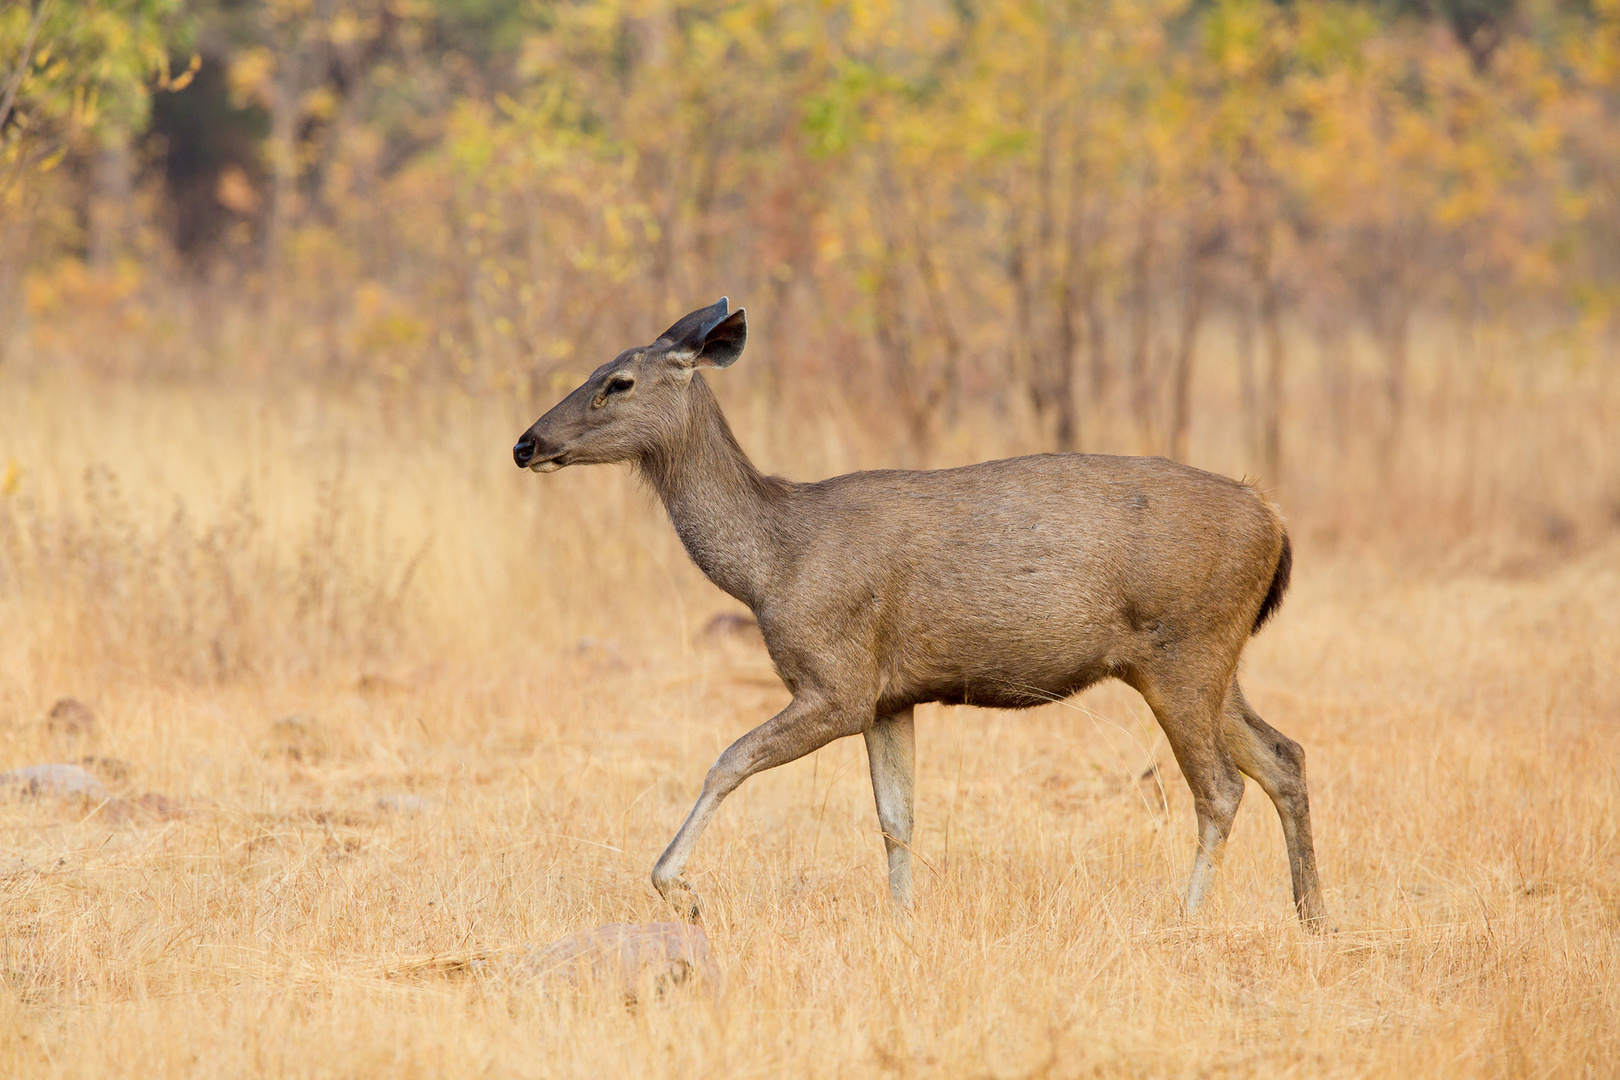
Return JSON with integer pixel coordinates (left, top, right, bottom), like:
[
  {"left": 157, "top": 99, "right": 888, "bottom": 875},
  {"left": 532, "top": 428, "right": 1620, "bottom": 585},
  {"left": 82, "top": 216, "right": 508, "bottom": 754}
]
[
  {"left": 656, "top": 298, "right": 730, "bottom": 351},
  {"left": 689, "top": 308, "right": 746, "bottom": 369}
]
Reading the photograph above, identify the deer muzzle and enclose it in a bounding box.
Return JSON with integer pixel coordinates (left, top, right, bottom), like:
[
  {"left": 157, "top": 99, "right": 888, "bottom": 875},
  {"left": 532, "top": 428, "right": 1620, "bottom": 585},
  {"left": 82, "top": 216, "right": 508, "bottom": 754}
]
[{"left": 514, "top": 434, "right": 570, "bottom": 472}]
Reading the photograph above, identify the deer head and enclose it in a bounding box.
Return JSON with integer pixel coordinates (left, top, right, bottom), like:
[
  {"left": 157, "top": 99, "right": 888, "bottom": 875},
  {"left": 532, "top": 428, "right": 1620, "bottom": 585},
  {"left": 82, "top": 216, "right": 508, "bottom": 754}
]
[{"left": 513, "top": 298, "right": 747, "bottom": 472}]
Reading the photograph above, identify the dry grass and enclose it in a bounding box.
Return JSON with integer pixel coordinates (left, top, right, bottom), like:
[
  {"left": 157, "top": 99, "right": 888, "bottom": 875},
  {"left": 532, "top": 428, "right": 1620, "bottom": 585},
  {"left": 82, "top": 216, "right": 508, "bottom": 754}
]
[{"left": 1, "top": 364, "right": 1618, "bottom": 1078}]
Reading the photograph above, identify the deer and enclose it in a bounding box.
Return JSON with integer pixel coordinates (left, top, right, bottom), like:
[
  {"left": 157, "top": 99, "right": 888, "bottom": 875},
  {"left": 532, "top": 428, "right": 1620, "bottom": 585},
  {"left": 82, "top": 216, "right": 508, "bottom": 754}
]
[{"left": 513, "top": 299, "right": 1329, "bottom": 929}]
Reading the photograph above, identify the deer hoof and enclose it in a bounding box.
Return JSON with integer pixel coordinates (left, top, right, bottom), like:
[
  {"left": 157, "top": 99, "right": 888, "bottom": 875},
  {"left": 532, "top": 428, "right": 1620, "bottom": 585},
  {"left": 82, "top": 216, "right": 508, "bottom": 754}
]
[
  {"left": 651, "top": 861, "right": 703, "bottom": 919},
  {"left": 1302, "top": 910, "right": 1339, "bottom": 935},
  {"left": 1298, "top": 892, "right": 1336, "bottom": 934},
  {"left": 652, "top": 869, "right": 704, "bottom": 922}
]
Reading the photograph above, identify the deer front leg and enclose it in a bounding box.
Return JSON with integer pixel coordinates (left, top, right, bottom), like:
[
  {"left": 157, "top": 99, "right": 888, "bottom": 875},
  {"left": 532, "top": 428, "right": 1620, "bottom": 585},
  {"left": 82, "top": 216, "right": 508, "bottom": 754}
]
[
  {"left": 652, "top": 694, "right": 867, "bottom": 920},
  {"left": 864, "top": 707, "right": 915, "bottom": 907}
]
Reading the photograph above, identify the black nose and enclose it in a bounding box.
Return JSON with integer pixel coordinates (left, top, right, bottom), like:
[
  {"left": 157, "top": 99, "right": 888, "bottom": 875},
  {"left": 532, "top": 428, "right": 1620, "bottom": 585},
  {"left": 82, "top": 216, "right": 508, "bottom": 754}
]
[{"left": 513, "top": 437, "right": 536, "bottom": 468}]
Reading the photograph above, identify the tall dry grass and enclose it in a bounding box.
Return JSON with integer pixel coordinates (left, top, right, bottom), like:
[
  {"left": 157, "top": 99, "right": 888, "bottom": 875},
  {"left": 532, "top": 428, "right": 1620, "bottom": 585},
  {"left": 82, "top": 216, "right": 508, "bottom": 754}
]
[{"left": 1, "top": 335, "right": 1618, "bottom": 1076}]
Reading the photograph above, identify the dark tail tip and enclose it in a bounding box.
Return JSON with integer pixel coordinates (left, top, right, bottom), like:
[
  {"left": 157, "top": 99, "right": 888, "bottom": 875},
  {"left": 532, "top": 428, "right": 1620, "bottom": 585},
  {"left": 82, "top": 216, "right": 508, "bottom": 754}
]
[{"left": 1252, "top": 530, "right": 1292, "bottom": 635}]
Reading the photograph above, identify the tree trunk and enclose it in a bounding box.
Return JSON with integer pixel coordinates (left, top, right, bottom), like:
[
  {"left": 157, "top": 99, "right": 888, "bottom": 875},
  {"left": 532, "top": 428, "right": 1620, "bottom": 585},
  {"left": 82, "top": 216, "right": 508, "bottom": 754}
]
[
  {"left": 1129, "top": 202, "right": 1157, "bottom": 453},
  {"left": 266, "top": 48, "right": 302, "bottom": 280},
  {"left": 88, "top": 129, "right": 133, "bottom": 269},
  {"left": 1087, "top": 290, "right": 1109, "bottom": 426},
  {"left": 877, "top": 160, "right": 952, "bottom": 445},
  {"left": 1237, "top": 295, "right": 1259, "bottom": 463},
  {"left": 1381, "top": 296, "right": 1410, "bottom": 455},
  {"left": 1317, "top": 315, "right": 1352, "bottom": 452},
  {"left": 1260, "top": 272, "right": 1286, "bottom": 486},
  {"left": 874, "top": 271, "right": 920, "bottom": 448},
  {"left": 1052, "top": 265, "right": 1082, "bottom": 452},
  {"left": 902, "top": 191, "right": 962, "bottom": 431},
  {"left": 872, "top": 187, "right": 925, "bottom": 454},
  {"left": 1048, "top": 131, "right": 1095, "bottom": 454},
  {"left": 1168, "top": 247, "right": 1209, "bottom": 462},
  {"left": 1012, "top": 38, "right": 1096, "bottom": 453},
  {"left": 1009, "top": 215, "right": 1037, "bottom": 431}
]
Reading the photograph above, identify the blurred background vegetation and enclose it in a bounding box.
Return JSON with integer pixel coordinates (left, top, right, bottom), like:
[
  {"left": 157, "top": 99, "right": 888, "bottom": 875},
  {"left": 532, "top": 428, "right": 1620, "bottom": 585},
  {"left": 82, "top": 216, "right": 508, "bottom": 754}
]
[{"left": 2, "top": 0, "right": 1618, "bottom": 546}]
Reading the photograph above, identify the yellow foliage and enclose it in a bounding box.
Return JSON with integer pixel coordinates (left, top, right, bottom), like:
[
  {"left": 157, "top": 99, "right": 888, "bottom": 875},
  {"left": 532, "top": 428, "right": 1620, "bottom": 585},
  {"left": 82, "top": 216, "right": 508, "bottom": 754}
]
[
  {"left": 227, "top": 45, "right": 278, "bottom": 109},
  {"left": 24, "top": 258, "right": 143, "bottom": 321}
]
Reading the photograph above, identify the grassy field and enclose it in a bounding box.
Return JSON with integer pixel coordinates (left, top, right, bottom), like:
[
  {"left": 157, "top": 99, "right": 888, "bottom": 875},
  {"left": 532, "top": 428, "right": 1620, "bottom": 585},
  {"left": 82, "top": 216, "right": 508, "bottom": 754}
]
[{"left": 1, "top": 363, "right": 1618, "bottom": 1077}]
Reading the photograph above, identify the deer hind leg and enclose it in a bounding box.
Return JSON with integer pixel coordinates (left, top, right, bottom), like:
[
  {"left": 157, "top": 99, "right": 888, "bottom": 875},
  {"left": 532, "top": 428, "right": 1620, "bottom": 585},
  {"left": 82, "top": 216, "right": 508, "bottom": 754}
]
[
  {"left": 1221, "top": 681, "right": 1331, "bottom": 929},
  {"left": 651, "top": 693, "right": 867, "bottom": 920},
  {"left": 863, "top": 707, "right": 915, "bottom": 907},
  {"left": 1141, "top": 677, "right": 1246, "bottom": 916}
]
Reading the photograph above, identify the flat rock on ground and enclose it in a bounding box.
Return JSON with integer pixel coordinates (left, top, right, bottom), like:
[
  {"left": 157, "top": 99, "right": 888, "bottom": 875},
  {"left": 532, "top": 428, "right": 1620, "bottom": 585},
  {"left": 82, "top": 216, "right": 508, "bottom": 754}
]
[
  {"left": 0, "top": 763, "right": 184, "bottom": 821},
  {"left": 0, "top": 763, "right": 109, "bottom": 800}
]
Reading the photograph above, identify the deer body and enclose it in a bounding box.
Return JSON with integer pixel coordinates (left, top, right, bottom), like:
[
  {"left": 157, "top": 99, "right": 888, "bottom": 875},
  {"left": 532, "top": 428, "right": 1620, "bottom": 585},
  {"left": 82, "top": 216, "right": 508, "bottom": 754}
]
[{"left": 515, "top": 299, "right": 1328, "bottom": 927}]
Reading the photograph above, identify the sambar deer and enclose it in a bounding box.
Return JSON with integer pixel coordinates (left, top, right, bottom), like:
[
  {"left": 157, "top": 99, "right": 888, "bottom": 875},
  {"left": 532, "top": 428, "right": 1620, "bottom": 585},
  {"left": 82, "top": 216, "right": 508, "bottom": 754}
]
[{"left": 514, "top": 299, "right": 1328, "bottom": 928}]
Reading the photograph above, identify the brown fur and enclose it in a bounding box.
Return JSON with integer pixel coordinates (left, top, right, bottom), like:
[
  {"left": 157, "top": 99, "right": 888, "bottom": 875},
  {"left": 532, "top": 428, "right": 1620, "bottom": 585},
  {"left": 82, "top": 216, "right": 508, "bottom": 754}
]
[{"left": 514, "top": 299, "right": 1329, "bottom": 927}]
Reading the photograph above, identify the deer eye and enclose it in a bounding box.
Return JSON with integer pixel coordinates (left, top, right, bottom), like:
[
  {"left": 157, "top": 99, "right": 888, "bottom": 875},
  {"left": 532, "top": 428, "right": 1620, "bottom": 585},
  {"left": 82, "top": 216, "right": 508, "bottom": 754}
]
[{"left": 606, "top": 376, "right": 635, "bottom": 395}]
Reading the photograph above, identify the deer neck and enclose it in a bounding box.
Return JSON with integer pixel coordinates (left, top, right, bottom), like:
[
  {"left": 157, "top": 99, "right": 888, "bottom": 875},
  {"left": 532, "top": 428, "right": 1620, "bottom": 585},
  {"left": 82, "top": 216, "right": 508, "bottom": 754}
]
[{"left": 637, "top": 375, "right": 787, "bottom": 610}]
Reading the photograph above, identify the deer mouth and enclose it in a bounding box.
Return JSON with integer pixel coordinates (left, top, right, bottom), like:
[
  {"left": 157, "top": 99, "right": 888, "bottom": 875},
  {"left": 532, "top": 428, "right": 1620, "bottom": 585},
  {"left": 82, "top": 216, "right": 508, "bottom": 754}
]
[{"left": 529, "top": 454, "right": 567, "bottom": 473}]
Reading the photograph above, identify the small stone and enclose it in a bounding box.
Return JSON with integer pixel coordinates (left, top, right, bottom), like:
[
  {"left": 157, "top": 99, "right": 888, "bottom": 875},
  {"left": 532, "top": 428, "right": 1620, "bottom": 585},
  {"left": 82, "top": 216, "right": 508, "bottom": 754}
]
[
  {"left": 0, "top": 763, "right": 109, "bottom": 801},
  {"left": 375, "top": 794, "right": 433, "bottom": 814},
  {"left": 46, "top": 698, "right": 96, "bottom": 736},
  {"left": 518, "top": 922, "right": 719, "bottom": 1001}
]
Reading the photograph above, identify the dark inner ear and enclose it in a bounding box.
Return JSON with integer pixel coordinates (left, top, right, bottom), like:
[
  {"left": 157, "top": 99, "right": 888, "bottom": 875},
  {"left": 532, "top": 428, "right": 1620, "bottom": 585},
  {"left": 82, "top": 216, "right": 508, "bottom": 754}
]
[
  {"left": 693, "top": 309, "right": 747, "bottom": 369},
  {"left": 656, "top": 298, "right": 730, "bottom": 350}
]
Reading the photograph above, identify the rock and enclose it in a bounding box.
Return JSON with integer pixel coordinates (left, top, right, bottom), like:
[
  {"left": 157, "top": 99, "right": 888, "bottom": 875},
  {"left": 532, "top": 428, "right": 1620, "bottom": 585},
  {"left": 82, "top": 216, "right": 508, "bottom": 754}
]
[
  {"left": 375, "top": 794, "right": 433, "bottom": 814},
  {"left": 0, "top": 763, "right": 109, "bottom": 801},
  {"left": 519, "top": 922, "right": 719, "bottom": 1001},
  {"left": 0, "top": 765, "right": 183, "bottom": 822},
  {"left": 46, "top": 698, "right": 96, "bottom": 736}
]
